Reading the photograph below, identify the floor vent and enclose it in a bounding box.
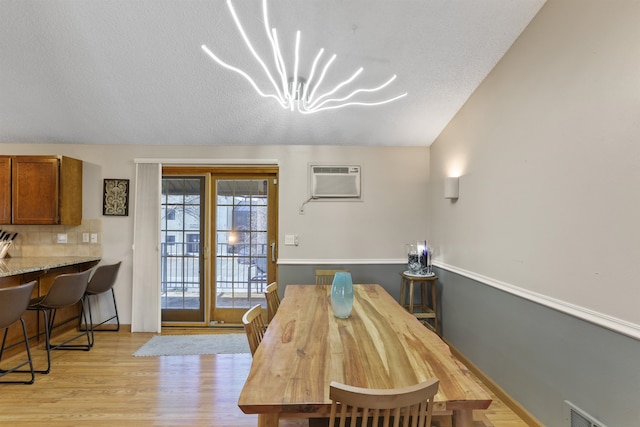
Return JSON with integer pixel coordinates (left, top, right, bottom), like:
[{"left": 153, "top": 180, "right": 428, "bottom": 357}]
[{"left": 564, "top": 401, "right": 608, "bottom": 427}]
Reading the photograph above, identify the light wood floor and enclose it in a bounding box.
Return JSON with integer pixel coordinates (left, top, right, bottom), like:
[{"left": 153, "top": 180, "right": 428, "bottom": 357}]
[{"left": 0, "top": 328, "right": 530, "bottom": 427}]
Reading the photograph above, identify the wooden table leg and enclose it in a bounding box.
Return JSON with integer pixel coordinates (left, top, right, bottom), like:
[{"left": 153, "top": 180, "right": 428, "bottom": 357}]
[
  {"left": 430, "top": 279, "right": 439, "bottom": 334},
  {"left": 408, "top": 279, "right": 415, "bottom": 313},
  {"left": 257, "top": 413, "right": 279, "bottom": 427},
  {"left": 452, "top": 409, "right": 474, "bottom": 427}
]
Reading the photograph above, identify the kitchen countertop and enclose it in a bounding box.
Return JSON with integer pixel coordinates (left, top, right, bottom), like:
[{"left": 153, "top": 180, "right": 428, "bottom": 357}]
[{"left": 0, "top": 256, "right": 102, "bottom": 277}]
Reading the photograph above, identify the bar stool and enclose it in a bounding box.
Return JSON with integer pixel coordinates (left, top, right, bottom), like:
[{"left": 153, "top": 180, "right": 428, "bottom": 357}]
[
  {"left": 27, "top": 269, "right": 92, "bottom": 374},
  {"left": 0, "top": 281, "right": 37, "bottom": 384},
  {"left": 399, "top": 271, "right": 439, "bottom": 335},
  {"left": 80, "top": 262, "right": 121, "bottom": 347}
]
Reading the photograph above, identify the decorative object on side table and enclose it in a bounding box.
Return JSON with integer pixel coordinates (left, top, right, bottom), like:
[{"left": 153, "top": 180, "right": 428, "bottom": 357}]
[
  {"left": 406, "top": 243, "right": 421, "bottom": 274},
  {"left": 419, "top": 240, "right": 433, "bottom": 275},
  {"left": 405, "top": 240, "right": 434, "bottom": 277},
  {"left": 330, "top": 272, "right": 354, "bottom": 318},
  {"left": 103, "top": 179, "right": 130, "bottom": 216}
]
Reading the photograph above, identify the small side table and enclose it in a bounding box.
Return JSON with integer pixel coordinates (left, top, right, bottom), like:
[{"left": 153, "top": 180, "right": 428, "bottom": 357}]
[{"left": 399, "top": 271, "right": 439, "bottom": 335}]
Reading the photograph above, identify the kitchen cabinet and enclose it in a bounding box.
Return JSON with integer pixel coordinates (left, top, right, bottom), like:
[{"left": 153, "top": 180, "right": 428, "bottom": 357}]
[{"left": 0, "top": 155, "right": 83, "bottom": 225}]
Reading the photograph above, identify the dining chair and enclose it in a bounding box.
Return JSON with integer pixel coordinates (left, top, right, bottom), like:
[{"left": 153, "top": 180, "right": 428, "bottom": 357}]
[
  {"left": 328, "top": 378, "right": 440, "bottom": 427},
  {"left": 242, "top": 304, "right": 267, "bottom": 357},
  {"left": 264, "top": 282, "right": 280, "bottom": 322},
  {"left": 27, "top": 269, "right": 92, "bottom": 374},
  {"left": 80, "top": 261, "right": 121, "bottom": 347},
  {"left": 0, "top": 281, "right": 37, "bottom": 384},
  {"left": 315, "top": 269, "right": 349, "bottom": 287}
]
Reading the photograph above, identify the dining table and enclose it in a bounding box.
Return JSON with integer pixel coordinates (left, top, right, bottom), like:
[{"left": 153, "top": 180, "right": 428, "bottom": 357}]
[{"left": 237, "top": 284, "right": 492, "bottom": 427}]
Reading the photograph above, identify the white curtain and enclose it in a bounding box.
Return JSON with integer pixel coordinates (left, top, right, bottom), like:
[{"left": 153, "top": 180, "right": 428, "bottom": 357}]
[{"left": 131, "top": 162, "right": 162, "bottom": 332}]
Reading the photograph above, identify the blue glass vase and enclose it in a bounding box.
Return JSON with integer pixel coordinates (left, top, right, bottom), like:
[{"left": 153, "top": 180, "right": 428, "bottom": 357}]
[{"left": 331, "top": 272, "right": 354, "bottom": 318}]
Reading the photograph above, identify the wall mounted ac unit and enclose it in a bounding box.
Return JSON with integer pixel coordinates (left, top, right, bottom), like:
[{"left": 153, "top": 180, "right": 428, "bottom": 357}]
[{"left": 310, "top": 165, "right": 361, "bottom": 198}]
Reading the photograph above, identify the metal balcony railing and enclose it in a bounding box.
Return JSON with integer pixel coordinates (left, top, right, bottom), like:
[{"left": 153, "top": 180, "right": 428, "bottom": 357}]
[{"left": 160, "top": 242, "right": 267, "bottom": 309}]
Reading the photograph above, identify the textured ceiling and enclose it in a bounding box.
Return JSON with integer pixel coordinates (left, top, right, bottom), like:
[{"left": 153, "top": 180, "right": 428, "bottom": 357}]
[{"left": 0, "top": 0, "right": 545, "bottom": 147}]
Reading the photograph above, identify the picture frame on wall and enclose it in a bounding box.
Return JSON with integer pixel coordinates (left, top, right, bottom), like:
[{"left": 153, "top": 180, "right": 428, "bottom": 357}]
[{"left": 103, "top": 179, "right": 129, "bottom": 216}]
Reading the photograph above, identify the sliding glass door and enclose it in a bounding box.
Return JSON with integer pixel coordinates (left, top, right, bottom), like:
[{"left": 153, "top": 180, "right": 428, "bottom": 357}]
[
  {"left": 212, "top": 173, "right": 277, "bottom": 324},
  {"left": 213, "top": 178, "right": 271, "bottom": 323},
  {"left": 160, "top": 176, "right": 205, "bottom": 323},
  {"left": 160, "top": 166, "right": 278, "bottom": 326}
]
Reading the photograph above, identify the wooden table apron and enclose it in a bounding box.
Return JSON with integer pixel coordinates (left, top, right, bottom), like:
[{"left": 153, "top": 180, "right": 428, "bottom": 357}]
[{"left": 237, "top": 284, "right": 491, "bottom": 427}]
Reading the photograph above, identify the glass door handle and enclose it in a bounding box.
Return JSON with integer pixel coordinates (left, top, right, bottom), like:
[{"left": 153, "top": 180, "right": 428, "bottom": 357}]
[{"left": 271, "top": 242, "right": 276, "bottom": 262}]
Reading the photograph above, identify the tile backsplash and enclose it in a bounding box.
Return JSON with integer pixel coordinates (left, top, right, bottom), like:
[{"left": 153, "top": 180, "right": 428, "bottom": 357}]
[{"left": 1, "top": 219, "right": 102, "bottom": 258}]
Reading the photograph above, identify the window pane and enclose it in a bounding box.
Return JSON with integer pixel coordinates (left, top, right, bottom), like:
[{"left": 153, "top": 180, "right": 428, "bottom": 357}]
[
  {"left": 215, "top": 179, "right": 269, "bottom": 309},
  {"left": 161, "top": 177, "right": 204, "bottom": 317}
]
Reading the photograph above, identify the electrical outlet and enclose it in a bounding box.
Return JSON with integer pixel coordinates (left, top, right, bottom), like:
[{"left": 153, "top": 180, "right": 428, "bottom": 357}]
[
  {"left": 90, "top": 233, "right": 98, "bottom": 243},
  {"left": 82, "top": 233, "right": 89, "bottom": 243},
  {"left": 56, "top": 233, "right": 67, "bottom": 244}
]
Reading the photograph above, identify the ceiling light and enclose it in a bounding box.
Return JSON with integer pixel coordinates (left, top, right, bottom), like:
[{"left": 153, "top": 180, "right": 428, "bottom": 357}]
[{"left": 201, "top": 0, "right": 407, "bottom": 114}]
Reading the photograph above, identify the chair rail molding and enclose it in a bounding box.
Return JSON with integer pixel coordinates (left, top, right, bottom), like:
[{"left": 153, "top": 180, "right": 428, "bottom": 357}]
[
  {"left": 277, "top": 258, "right": 406, "bottom": 265},
  {"left": 434, "top": 261, "right": 640, "bottom": 341}
]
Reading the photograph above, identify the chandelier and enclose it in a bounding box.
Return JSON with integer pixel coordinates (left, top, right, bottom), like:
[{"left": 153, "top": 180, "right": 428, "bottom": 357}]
[{"left": 201, "top": 0, "right": 407, "bottom": 114}]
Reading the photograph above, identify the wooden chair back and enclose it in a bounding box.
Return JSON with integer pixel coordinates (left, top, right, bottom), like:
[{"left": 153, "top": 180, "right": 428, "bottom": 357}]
[
  {"left": 328, "top": 378, "right": 439, "bottom": 427},
  {"left": 315, "top": 269, "right": 349, "bottom": 287},
  {"left": 242, "top": 304, "right": 267, "bottom": 356},
  {"left": 264, "top": 282, "right": 280, "bottom": 322}
]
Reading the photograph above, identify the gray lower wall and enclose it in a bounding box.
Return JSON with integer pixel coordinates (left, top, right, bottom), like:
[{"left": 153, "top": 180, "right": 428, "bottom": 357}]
[
  {"left": 277, "top": 264, "right": 407, "bottom": 302},
  {"left": 279, "top": 263, "right": 640, "bottom": 427},
  {"left": 435, "top": 267, "right": 640, "bottom": 427}
]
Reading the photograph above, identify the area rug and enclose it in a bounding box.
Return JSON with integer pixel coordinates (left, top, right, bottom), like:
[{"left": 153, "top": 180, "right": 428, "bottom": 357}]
[{"left": 133, "top": 334, "right": 250, "bottom": 357}]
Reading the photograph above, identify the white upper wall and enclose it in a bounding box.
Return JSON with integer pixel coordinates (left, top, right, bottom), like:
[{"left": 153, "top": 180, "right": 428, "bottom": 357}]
[
  {"left": 429, "top": 0, "right": 640, "bottom": 329},
  {"left": 0, "top": 143, "right": 429, "bottom": 323}
]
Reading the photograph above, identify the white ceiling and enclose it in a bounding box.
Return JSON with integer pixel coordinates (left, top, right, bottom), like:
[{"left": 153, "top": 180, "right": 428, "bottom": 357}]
[{"left": 0, "top": 0, "right": 545, "bottom": 147}]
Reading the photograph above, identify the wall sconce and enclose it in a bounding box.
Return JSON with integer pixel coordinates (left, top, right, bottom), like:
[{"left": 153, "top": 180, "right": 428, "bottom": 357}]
[{"left": 444, "top": 177, "right": 459, "bottom": 199}]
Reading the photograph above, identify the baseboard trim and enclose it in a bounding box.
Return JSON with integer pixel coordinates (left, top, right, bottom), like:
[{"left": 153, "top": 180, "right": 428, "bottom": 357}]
[
  {"left": 119, "top": 324, "right": 132, "bottom": 332},
  {"left": 444, "top": 338, "right": 543, "bottom": 427}
]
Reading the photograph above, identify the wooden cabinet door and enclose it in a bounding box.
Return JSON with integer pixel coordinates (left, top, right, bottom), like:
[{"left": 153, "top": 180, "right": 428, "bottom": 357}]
[
  {"left": 59, "top": 156, "right": 83, "bottom": 225},
  {"left": 0, "top": 157, "right": 10, "bottom": 224},
  {"left": 12, "top": 156, "right": 59, "bottom": 224}
]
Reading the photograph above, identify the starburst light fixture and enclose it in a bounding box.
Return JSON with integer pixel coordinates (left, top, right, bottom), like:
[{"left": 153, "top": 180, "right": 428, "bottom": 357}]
[{"left": 201, "top": 0, "right": 407, "bottom": 114}]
